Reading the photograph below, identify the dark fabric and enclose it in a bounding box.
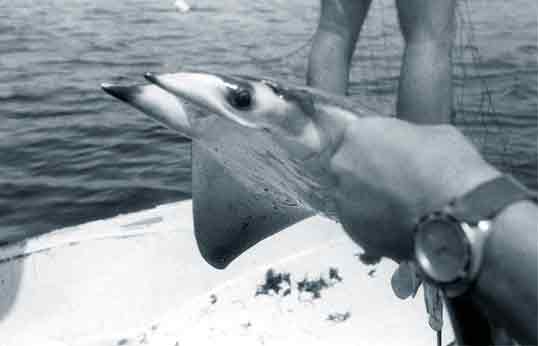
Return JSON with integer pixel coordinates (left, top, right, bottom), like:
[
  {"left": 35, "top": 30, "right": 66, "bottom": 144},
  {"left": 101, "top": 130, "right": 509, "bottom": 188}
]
[{"left": 445, "top": 292, "right": 494, "bottom": 346}]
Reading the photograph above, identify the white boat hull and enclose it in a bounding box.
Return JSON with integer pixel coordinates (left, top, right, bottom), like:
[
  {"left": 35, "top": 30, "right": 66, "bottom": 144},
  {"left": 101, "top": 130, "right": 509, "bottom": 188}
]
[{"left": 0, "top": 200, "right": 452, "bottom": 345}]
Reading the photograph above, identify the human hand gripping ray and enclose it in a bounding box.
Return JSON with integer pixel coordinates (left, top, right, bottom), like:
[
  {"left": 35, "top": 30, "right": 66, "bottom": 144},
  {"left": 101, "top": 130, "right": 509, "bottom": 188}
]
[{"left": 103, "top": 71, "right": 487, "bottom": 273}]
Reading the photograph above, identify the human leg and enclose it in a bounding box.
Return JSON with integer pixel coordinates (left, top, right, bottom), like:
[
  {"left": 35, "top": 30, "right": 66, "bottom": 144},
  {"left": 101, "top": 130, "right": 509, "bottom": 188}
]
[
  {"left": 307, "top": 0, "right": 372, "bottom": 95},
  {"left": 396, "top": 0, "right": 456, "bottom": 124}
]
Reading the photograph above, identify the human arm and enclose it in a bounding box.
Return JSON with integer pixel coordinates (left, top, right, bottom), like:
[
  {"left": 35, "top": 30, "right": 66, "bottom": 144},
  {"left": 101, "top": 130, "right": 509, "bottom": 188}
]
[
  {"left": 329, "top": 117, "right": 537, "bottom": 344},
  {"left": 473, "top": 200, "right": 537, "bottom": 345}
]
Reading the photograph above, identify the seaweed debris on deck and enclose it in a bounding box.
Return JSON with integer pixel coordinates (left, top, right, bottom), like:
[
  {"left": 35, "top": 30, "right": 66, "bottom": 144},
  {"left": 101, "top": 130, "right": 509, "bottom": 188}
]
[{"left": 255, "top": 267, "right": 344, "bottom": 299}]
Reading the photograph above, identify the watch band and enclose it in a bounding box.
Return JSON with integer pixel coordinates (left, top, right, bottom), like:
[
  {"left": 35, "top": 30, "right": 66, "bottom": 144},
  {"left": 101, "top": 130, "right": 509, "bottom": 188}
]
[
  {"left": 445, "top": 174, "right": 536, "bottom": 296},
  {"left": 447, "top": 174, "right": 537, "bottom": 224}
]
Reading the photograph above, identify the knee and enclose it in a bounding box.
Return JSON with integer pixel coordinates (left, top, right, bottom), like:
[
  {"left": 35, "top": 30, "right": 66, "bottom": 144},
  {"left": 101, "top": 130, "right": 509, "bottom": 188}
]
[
  {"left": 402, "top": 24, "right": 453, "bottom": 49},
  {"left": 398, "top": 14, "right": 454, "bottom": 48},
  {"left": 316, "top": 0, "right": 363, "bottom": 39}
]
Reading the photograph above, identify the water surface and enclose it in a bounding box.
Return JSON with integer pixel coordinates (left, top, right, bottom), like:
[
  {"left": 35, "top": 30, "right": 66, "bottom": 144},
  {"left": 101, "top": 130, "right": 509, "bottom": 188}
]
[{"left": 1, "top": 0, "right": 536, "bottom": 242}]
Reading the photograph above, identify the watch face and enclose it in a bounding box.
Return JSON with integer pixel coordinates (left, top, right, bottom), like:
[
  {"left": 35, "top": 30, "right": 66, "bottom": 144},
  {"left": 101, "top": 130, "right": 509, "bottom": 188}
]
[{"left": 415, "top": 216, "right": 470, "bottom": 284}]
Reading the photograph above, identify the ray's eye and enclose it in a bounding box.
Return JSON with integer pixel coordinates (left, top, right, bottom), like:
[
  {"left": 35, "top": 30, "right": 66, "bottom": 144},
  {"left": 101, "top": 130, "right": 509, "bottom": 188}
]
[{"left": 230, "top": 88, "right": 252, "bottom": 110}]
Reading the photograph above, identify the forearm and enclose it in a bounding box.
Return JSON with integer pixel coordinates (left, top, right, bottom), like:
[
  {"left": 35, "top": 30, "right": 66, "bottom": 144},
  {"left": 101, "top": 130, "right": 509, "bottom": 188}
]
[{"left": 472, "top": 200, "right": 538, "bottom": 345}]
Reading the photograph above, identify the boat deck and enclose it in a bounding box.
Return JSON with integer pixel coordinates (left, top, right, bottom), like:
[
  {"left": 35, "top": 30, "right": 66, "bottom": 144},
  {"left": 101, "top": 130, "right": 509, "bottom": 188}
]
[{"left": 0, "top": 201, "right": 453, "bottom": 345}]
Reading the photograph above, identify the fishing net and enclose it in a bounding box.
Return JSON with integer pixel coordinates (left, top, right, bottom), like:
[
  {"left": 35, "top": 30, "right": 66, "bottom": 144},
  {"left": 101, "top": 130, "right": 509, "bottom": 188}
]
[{"left": 246, "top": 0, "right": 537, "bottom": 191}]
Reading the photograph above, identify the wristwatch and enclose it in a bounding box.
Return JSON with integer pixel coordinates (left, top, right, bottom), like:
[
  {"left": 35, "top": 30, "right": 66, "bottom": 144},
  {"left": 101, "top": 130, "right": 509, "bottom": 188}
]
[{"left": 414, "top": 175, "right": 537, "bottom": 297}]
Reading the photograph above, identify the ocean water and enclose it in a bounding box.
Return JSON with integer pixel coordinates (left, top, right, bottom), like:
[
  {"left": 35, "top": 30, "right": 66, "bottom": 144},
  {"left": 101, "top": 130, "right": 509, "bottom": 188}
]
[{"left": 0, "top": 0, "right": 536, "bottom": 243}]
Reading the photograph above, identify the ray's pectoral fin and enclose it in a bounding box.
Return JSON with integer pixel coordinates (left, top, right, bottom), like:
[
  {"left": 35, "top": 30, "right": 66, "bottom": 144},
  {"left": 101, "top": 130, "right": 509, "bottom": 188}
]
[{"left": 192, "top": 143, "right": 312, "bottom": 269}]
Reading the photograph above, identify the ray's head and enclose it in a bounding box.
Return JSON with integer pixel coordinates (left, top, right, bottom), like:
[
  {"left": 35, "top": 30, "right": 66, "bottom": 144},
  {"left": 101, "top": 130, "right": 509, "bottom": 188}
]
[{"left": 145, "top": 72, "right": 327, "bottom": 158}]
